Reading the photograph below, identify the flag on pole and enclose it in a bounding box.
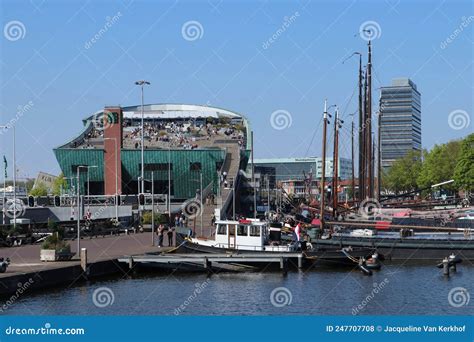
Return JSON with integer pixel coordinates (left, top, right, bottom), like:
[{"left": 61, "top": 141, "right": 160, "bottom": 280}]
[{"left": 3, "top": 156, "right": 7, "bottom": 178}]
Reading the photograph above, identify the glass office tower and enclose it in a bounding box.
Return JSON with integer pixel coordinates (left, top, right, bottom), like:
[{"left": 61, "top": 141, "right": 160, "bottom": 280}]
[{"left": 380, "top": 78, "right": 421, "bottom": 170}]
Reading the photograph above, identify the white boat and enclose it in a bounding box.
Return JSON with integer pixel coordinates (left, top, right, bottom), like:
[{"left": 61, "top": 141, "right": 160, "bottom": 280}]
[{"left": 187, "top": 218, "right": 296, "bottom": 252}]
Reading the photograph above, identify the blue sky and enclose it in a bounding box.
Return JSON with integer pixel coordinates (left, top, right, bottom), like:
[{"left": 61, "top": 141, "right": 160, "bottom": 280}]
[{"left": 0, "top": 0, "right": 472, "bottom": 179}]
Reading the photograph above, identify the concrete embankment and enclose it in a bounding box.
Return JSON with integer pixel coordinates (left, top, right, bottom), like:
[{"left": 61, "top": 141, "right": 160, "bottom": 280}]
[{"left": 0, "top": 233, "right": 169, "bottom": 297}]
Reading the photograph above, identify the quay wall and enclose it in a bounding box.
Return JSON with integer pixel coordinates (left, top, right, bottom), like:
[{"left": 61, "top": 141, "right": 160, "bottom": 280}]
[{"left": 0, "top": 259, "right": 127, "bottom": 298}]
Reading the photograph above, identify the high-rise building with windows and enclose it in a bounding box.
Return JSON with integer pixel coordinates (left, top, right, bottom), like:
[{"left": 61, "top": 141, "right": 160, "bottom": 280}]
[{"left": 380, "top": 78, "right": 421, "bottom": 170}]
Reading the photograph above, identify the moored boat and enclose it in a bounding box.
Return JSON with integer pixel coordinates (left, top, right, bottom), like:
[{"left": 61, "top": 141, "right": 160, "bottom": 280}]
[
  {"left": 177, "top": 218, "right": 378, "bottom": 267},
  {"left": 311, "top": 227, "right": 474, "bottom": 261}
]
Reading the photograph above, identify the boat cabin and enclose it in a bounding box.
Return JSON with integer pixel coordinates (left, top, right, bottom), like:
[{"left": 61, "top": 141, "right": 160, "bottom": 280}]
[{"left": 208, "top": 219, "right": 290, "bottom": 252}]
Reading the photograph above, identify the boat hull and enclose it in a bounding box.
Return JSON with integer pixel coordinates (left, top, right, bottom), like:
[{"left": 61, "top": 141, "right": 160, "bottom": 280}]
[
  {"left": 176, "top": 234, "right": 376, "bottom": 267},
  {"left": 311, "top": 236, "right": 474, "bottom": 261}
]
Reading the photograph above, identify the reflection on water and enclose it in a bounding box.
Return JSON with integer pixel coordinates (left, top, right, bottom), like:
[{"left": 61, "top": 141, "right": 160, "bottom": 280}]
[{"left": 4, "top": 264, "right": 474, "bottom": 316}]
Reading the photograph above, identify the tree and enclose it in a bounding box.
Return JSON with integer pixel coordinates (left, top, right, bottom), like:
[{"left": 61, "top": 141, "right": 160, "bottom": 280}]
[
  {"left": 29, "top": 182, "right": 48, "bottom": 196},
  {"left": 453, "top": 134, "right": 474, "bottom": 192},
  {"left": 383, "top": 150, "right": 423, "bottom": 194},
  {"left": 52, "top": 173, "right": 67, "bottom": 195},
  {"left": 417, "top": 140, "right": 461, "bottom": 191}
]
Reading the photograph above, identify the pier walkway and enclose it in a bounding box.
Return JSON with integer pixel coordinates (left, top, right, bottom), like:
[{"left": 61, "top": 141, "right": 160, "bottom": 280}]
[{"left": 0, "top": 232, "right": 168, "bottom": 296}]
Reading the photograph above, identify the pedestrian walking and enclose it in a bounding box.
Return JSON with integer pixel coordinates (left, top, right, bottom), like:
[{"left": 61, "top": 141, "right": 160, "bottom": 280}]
[
  {"left": 211, "top": 213, "right": 216, "bottom": 226},
  {"left": 167, "top": 226, "right": 174, "bottom": 246},
  {"left": 157, "top": 224, "right": 164, "bottom": 247}
]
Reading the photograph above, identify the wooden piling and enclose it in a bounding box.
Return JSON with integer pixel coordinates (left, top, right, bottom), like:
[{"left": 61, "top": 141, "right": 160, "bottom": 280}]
[
  {"left": 80, "top": 248, "right": 87, "bottom": 272},
  {"left": 443, "top": 258, "right": 449, "bottom": 276}
]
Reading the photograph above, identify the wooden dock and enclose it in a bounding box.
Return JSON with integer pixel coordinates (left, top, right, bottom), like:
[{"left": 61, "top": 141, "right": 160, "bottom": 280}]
[{"left": 118, "top": 253, "right": 306, "bottom": 272}]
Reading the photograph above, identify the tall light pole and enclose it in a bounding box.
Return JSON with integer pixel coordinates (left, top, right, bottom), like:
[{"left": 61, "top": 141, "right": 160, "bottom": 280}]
[
  {"left": 168, "top": 140, "right": 171, "bottom": 217},
  {"left": 134, "top": 80, "right": 150, "bottom": 196},
  {"left": 151, "top": 171, "right": 154, "bottom": 246},
  {"left": 251, "top": 131, "right": 256, "bottom": 218},
  {"left": 0, "top": 125, "right": 16, "bottom": 229},
  {"left": 320, "top": 101, "right": 335, "bottom": 230},
  {"left": 104, "top": 137, "right": 118, "bottom": 223},
  {"left": 142, "top": 173, "right": 155, "bottom": 246},
  {"left": 200, "top": 171, "right": 203, "bottom": 236},
  {"left": 76, "top": 165, "right": 96, "bottom": 255}
]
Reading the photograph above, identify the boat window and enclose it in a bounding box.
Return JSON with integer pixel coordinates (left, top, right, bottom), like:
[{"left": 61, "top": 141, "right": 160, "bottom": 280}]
[
  {"left": 249, "top": 225, "right": 260, "bottom": 237},
  {"left": 237, "top": 225, "right": 248, "bottom": 236},
  {"left": 229, "top": 225, "right": 235, "bottom": 235},
  {"left": 217, "top": 224, "right": 227, "bottom": 235}
]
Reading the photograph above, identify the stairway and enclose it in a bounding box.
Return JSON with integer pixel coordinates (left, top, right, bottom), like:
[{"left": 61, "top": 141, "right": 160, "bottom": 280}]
[{"left": 196, "top": 142, "right": 241, "bottom": 237}]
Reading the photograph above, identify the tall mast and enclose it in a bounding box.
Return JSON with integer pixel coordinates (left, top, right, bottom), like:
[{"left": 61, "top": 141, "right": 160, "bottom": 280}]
[
  {"left": 332, "top": 106, "right": 338, "bottom": 217},
  {"left": 358, "top": 55, "right": 365, "bottom": 202},
  {"left": 377, "top": 93, "right": 382, "bottom": 202},
  {"left": 320, "top": 100, "right": 330, "bottom": 230},
  {"left": 351, "top": 116, "right": 355, "bottom": 204},
  {"left": 362, "top": 68, "right": 368, "bottom": 200},
  {"left": 332, "top": 107, "right": 341, "bottom": 219},
  {"left": 367, "top": 40, "right": 373, "bottom": 199}
]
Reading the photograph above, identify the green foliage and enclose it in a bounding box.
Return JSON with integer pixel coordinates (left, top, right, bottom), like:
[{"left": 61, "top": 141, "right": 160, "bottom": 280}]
[
  {"left": 48, "top": 220, "right": 65, "bottom": 239},
  {"left": 29, "top": 182, "right": 49, "bottom": 196},
  {"left": 206, "top": 116, "right": 217, "bottom": 124},
  {"left": 218, "top": 117, "right": 231, "bottom": 125},
  {"left": 382, "top": 135, "right": 470, "bottom": 195},
  {"left": 234, "top": 124, "right": 245, "bottom": 132},
  {"left": 41, "top": 234, "right": 70, "bottom": 252},
  {"left": 453, "top": 133, "right": 474, "bottom": 191},
  {"left": 417, "top": 140, "right": 461, "bottom": 191},
  {"left": 384, "top": 150, "right": 423, "bottom": 194},
  {"left": 142, "top": 211, "right": 166, "bottom": 225},
  {"left": 52, "top": 173, "right": 67, "bottom": 196}
]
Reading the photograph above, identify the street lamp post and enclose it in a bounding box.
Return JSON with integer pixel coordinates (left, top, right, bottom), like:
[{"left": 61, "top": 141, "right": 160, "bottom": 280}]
[
  {"left": 151, "top": 171, "right": 154, "bottom": 246},
  {"left": 134, "top": 80, "right": 150, "bottom": 196},
  {"left": 104, "top": 137, "right": 119, "bottom": 223},
  {"left": 76, "top": 165, "right": 96, "bottom": 255},
  {"left": 141, "top": 173, "right": 155, "bottom": 246},
  {"left": 0, "top": 125, "right": 16, "bottom": 229},
  {"left": 200, "top": 171, "right": 203, "bottom": 237}
]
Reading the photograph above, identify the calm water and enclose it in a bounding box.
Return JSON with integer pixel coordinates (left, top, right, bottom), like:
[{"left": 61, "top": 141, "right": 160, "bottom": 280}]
[{"left": 4, "top": 264, "right": 474, "bottom": 316}]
